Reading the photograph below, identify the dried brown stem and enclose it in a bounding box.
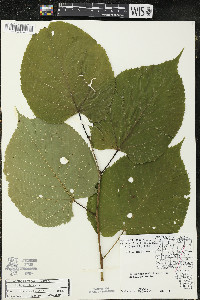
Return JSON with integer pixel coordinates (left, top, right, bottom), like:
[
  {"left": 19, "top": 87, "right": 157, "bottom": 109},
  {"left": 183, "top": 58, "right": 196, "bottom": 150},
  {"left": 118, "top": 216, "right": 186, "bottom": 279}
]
[
  {"left": 78, "top": 112, "right": 100, "bottom": 173},
  {"left": 96, "top": 172, "right": 104, "bottom": 281},
  {"left": 78, "top": 112, "right": 104, "bottom": 281},
  {"left": 103, "top": 230, "right": 124, "bottom": 259}
]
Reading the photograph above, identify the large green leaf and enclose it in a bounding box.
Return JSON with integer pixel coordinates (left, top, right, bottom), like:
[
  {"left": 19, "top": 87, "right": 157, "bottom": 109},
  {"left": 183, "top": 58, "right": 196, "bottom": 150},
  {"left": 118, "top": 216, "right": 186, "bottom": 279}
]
[
  {"left": 21, "top": 21, "right": 114, "bottom": 124},
  {"left": 87, "top": 144, "right": 190, "bottom": 237},
  {"left": 91, "top": 53, "right": 185, "bottom": 164},
  {"left": 4, "top": 114, "right": 98, "bottom": 227}
]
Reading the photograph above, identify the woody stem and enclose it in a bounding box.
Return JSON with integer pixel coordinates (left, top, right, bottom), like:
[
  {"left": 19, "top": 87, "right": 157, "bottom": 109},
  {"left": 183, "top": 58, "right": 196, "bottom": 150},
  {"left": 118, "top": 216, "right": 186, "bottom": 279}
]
[{"left": 78, "top": 112, "right": 104, "bottom": 281}]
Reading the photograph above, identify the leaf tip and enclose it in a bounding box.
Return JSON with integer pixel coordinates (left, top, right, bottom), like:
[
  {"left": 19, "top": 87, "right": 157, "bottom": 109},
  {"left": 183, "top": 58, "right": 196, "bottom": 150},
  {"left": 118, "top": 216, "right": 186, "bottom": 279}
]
[
  {"left": 178, "top": 138, "right": 185, "bottom": 148},
  {"left": 14, "top": 108, "right": 27, "bottom": 124},
  {"left": 174, "top": 48, "right": 184, "bottom": 64},
  {"left": 170, "top": 139, "right": 185, "bottom": 154}
]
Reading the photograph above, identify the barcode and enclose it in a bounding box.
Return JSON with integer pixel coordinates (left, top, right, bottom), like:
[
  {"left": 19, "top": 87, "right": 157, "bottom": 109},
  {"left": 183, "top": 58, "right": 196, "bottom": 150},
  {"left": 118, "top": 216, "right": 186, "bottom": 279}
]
[
  {"left": 4, "top": 23, "right": 35, "bottom": 34},
  {"left": 5, "top": 278, "right": 70, "bottom": 298}
]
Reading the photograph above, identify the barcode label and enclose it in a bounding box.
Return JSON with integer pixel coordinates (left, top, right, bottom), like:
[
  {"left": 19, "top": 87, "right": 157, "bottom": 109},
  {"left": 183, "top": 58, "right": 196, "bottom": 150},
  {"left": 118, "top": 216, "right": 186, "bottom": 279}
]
[
  {"left": 5, "top": 279, "right": 70, "bottom": 298},
  {"left": 4, "top": 23, "right": 35, "bottom": 34}
]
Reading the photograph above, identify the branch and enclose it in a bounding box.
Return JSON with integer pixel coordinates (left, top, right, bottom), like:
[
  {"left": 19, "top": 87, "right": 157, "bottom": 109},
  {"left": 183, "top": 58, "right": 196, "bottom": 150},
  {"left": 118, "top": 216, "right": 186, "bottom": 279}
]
[
  {"left": 101, "top": 150, "right": 119, "bottom": 174},
  {"left": 78, "top": 112, "right": 91, "bottom": 140},
  {"left": 103, "top": 230, "right": 124, "bottom": 259},
  {"left": 96, "top": 172, "right": 104, "bottom": 281},
  {"left": 78, "top": 113, "right": 100, "bottom": 173},
  {"left": 78, "top": 112, "right": 104, "bottom": 281}
]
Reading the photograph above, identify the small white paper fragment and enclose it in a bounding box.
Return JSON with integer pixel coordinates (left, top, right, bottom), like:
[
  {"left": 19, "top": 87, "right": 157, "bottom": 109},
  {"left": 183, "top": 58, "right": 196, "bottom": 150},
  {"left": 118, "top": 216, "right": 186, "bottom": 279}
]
[
  {"left": 127, "top": 213, "right": 132, "bottom": 218},
  {"left": 5, "top": 278, "right": 70, "bottom": 298},
  {"left": 60, "top": 157, "right": 69, "bottom": 165},
  {"left": 120, "top": 234, "right": 196, "bottom": 299},
  {"left": 128, "top": 177, "right": 134, "bottom": 183}
]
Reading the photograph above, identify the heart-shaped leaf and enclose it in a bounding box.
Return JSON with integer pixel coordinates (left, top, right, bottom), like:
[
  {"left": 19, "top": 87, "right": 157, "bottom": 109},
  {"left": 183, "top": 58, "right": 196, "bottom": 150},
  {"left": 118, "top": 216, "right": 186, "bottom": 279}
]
[
  {"left": 87, "top": 143, "right": 190, "bottom": 237},
  {"left": 4, "top": 114, "right": 98, "bottom": 227},
  {"left": 91, "top": 52, "right": 185, "bottom": 164},
  {"left": 21, "top": 21, "right": 115, "bottom": 124}
]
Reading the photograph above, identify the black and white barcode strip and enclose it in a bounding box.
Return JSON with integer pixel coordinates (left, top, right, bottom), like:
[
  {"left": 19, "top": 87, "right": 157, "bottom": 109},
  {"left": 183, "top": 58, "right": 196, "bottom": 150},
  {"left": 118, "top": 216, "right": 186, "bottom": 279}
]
[
  {"left": 5, "top": 278, "right": 71, "bottom": 298},
  {"left": 57, "top": 3, "right": 153, "bottom": 18},
  {"left": 4, "top": 23, "right": 35, "bottom": 34}
]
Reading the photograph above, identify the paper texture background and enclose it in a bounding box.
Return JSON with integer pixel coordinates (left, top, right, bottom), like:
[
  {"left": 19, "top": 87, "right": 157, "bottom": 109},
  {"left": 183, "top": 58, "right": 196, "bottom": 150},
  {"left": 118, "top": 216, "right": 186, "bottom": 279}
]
[{"left": 2, "top": 20, "right": 196, "bottom": 299}]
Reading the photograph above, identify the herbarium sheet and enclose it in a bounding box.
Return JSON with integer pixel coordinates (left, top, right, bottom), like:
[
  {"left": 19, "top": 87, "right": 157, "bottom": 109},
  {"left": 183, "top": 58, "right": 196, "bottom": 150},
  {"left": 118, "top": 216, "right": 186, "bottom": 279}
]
[{"left": 2, "top": 20, "right": 197, "bottom": 299}]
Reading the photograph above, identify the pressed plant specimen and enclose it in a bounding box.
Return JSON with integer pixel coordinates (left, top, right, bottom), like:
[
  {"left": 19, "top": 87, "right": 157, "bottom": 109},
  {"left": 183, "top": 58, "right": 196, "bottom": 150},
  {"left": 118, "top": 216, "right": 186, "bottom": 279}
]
[{"left": 4, "top": 22, "right": 190, "bottom": 281}]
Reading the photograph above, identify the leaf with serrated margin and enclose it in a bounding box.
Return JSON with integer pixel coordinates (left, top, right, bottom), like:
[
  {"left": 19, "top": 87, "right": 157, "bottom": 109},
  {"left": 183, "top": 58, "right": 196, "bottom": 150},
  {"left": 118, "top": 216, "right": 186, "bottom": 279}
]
[
  {"left": 4, "top": 114, "right": 98, "bottom": 227},
  {"left": 87, "top": 143, "right": 190, "bottom": 237},
  {"left": 21, "top": 21, "right": 115, "bottom": 124},
  {"left": 91, "top": 52, "right": 185, "bottom": 164}
]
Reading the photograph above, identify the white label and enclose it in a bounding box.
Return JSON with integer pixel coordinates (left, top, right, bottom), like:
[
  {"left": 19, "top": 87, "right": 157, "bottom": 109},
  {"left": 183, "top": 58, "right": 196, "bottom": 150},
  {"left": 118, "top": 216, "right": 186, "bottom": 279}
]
[
  {"left": 129, "top": 4, "right": 153, "bottom": 18},
  {"left": 4, "top": 23, "right": 35, "bottom": 34},
  {"left": 120, "top": 234, "right": 196, "bottom": 298},
  {"left": 5, "top": 279, "right": 70, "bottom": 298}
]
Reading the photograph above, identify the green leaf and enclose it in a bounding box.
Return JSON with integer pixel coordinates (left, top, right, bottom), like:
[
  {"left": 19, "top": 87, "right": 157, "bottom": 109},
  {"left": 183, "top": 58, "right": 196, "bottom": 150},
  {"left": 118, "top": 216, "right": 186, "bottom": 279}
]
[
  {"left": 87, "top": 144, "right": 190, "bottom": 237},
  {"left": 20, "top": 21, "right": 114, "bottom": 124},
  {"left": 91, "top": 52, "right": 185, "bottom": 164},
  {"left": 4, "top": 114, "right": 98, "bottom": 227}
]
